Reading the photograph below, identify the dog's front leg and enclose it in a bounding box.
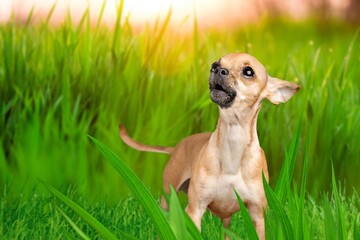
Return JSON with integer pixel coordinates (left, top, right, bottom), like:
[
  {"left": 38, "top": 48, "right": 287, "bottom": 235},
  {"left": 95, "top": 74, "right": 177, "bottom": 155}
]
[{"left": 185, "top": 184, "right": 209, "bottom": 231}]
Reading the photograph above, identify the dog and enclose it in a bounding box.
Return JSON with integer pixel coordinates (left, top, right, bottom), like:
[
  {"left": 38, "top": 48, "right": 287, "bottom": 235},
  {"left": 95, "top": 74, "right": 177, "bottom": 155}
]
[{"left": 119, "top": 53, "right": 300, "bottom": 239}]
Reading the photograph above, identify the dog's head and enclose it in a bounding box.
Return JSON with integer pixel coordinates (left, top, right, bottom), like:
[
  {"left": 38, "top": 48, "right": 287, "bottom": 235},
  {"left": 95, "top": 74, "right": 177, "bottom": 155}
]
[{"left": 209, "top": 53, "right": 300, "bottom": 109}]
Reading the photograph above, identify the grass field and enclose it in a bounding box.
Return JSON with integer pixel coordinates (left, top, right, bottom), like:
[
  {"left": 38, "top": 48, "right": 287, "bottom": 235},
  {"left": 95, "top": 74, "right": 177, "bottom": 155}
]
[
  {"left": 1, "top": 134, "right": 359, "bottom": 239},
  {"left": 0, "top": 4, "right": 360, "bottom": 239},
  {"left": 1, "top": 190, "right": 359, "bottom": 239}
]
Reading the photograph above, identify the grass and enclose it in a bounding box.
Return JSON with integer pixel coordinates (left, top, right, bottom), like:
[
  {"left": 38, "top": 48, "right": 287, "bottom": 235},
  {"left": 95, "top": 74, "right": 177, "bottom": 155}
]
[
  {"left": 1, "top": 189, "right": 359, "bottom": 239},
  {"left": 0, "top": 7, "right": 360, "bottom": 199},
  {"left": 1, "top": 133, "right": 359, "bottom": 239}
]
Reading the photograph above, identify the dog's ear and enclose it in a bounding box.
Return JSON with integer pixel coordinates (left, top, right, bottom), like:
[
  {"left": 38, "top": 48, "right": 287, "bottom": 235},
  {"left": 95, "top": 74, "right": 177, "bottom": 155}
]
[{"left": 264, "top": 76, "right": 300, "bottom": 105}]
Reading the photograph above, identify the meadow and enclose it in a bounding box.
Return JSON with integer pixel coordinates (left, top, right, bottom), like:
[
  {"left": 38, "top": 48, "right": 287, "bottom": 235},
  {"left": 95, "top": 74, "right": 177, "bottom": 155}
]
[
  {"left": 0, "top": 5, "right": 360, "bottom": 239},
  {"left": 1, "top": 130, "right": 360, "bottom": 239}
]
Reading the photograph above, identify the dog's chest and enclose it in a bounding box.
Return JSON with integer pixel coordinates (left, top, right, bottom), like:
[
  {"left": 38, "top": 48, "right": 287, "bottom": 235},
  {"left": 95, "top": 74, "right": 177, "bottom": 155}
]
[
  {"left": 207, "top": 172, "right": 251, "bottom": 218},
  {"left": 215, "top": 173, "right": 250, "bottom": 200}
]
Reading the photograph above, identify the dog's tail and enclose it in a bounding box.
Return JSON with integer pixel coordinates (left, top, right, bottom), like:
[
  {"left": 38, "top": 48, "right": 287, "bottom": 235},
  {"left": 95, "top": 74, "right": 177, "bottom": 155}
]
[{"left": 119, "top": 125, "right": 174, "bottom": 154}]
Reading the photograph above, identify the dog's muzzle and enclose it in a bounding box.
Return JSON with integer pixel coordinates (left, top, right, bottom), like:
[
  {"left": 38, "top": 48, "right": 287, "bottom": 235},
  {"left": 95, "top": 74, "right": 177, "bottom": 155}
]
[{"left": 209, "top": 65, "right": 236, "bottom": 108}]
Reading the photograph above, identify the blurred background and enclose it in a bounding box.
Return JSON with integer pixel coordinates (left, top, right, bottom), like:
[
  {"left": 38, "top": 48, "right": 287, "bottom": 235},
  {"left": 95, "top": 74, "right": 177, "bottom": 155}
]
[
  {"left": 0, "top": 0, "right": 359, "bottom": 202},
  {"left": 1, "top": 0, "right": 360, "bottom": 28}
]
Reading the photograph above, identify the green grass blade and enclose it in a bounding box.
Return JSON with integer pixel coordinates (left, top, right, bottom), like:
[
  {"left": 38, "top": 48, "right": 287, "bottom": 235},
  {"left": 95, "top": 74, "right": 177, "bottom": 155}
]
[
  {"left": 114, "top": 228, "right": 139, "bottom": 240},
  {"left": 296, "top": 130, "right": 310, "bottom": 240},
  {"left": 0, "top": 142, "right": 10, "bottom": 182},
  {"left": 331, "top": 164, "right": 347, "bottom": 240},
  {"left": 183, "top": 210, "right": 203, "bottom": 240},
  {"left": 162, "top": 188, "right": 201, "bottom": 239},
  {"left": 263, "top": 174, "right": 294, "bottom": 239},
  {"left": 75, "top": 8, "right": 89, "bottom": 35},
  {"left": 322, "top": 196, "right": 336, "bottom": 240},
  {"left": 219, "top": 225, "right": 224, "bottom": 240},
  {"left": 42, "top": 181, "right": 117, "bottom": 240},
  {"left": 264, "top": 212, "right": 276, "bottom": 240},
  {"left": 45, "top": 1, "right": 57, "bottom": 25},
  {"left": 223, "top": 228, "right": 242, "bottom": 240},
  {"left": 338, "top": 29, "right": 358, "bottom": 90},
  {"left": 354, "top": 218, "right": 360, "bottom": 240},
  {"left": 112, "top": 0, "right": 124, "bottom": 53},
  {"left": 144, "top": 8, "right": 172, "bottom": 64},
  {"left": 234, "top": 190, "right": 259, "bottom": 240},
  {"left": 96, "top": 0, "right": 107, "bottom": 30},
  {"left": 275, "top": 121, "right": 302, "bottom": 203},
  {"left": 25, "top": 5, "right": 35, "bottom": 27},
  {"left": 168, "top": 186, "right": 187, "bottom": 240},
  {"left": 56, "top": 206, "right": 91, "bottom": 240},
  {"left": 88, "top": 136, "right": 176, "bottom": 240}
]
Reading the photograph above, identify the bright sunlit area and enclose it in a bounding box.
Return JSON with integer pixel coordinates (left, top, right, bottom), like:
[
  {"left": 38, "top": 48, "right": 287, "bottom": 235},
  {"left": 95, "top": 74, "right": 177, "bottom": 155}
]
[{"left": 0, "top": 0, "right": 357, "bottom": 30}]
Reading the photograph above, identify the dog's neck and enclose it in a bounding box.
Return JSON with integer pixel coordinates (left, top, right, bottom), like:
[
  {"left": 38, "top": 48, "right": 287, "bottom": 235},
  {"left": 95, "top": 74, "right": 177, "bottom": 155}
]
[{"left": 210, "top": 102, "right": 262, "bottom": 174}]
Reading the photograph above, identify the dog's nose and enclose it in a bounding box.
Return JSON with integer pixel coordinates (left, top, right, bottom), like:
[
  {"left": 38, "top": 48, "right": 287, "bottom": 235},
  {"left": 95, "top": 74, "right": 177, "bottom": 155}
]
[{"left": 211, "top": 65, "right": 229, "bottom": 77}]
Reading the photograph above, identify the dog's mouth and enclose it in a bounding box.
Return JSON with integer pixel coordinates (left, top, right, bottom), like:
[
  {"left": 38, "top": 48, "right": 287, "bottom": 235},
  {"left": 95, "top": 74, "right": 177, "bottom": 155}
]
[{"left": 209, "top": 83, "right": 236, "bottom": 108}]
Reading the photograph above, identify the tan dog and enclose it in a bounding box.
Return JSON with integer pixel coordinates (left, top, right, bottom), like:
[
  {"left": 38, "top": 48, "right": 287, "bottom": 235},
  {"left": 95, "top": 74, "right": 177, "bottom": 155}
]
[{"left": 119, "top": 53, "right": 300, "bottom": 239}]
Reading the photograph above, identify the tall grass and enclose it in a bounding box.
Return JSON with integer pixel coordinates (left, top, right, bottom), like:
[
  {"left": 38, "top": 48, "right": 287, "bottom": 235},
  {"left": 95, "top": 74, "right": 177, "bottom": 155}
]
[
  {"left": 7, "top": 128, "right": 354, "bottom": 239},
  {"left": 0, "top": 4, "right": 359, "bottom": 201}
]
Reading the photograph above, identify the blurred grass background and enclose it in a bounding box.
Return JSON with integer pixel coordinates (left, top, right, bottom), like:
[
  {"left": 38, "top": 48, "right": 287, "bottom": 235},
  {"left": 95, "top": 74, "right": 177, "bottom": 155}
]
[{"left": 0, "top": 2, "right": 359, "bottom": 202}]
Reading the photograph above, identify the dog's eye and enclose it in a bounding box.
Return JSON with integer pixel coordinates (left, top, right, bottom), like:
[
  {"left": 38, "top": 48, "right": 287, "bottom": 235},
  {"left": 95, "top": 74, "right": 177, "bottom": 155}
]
[{"left": 242, "top": 66, "right": 255, "bottom": 78}]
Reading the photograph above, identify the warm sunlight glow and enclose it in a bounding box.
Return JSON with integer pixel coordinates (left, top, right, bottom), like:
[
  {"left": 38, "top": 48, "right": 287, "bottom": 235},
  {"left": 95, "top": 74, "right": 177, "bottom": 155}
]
[{"left": 0, "top": 0, "right": 353, "bottom": 30}]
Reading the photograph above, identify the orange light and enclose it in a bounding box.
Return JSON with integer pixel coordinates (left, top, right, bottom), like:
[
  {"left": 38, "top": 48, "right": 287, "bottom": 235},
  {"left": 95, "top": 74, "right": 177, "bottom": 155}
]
[{"left": 0, "top": 0, "right": 352, "bottom": 30}]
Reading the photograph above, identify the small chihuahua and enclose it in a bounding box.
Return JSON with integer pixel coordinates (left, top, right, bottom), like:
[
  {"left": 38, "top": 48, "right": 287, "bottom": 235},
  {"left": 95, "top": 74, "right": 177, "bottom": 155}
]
[{"left": 120, "top": 53, "right": 300, "bottom": 239}]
